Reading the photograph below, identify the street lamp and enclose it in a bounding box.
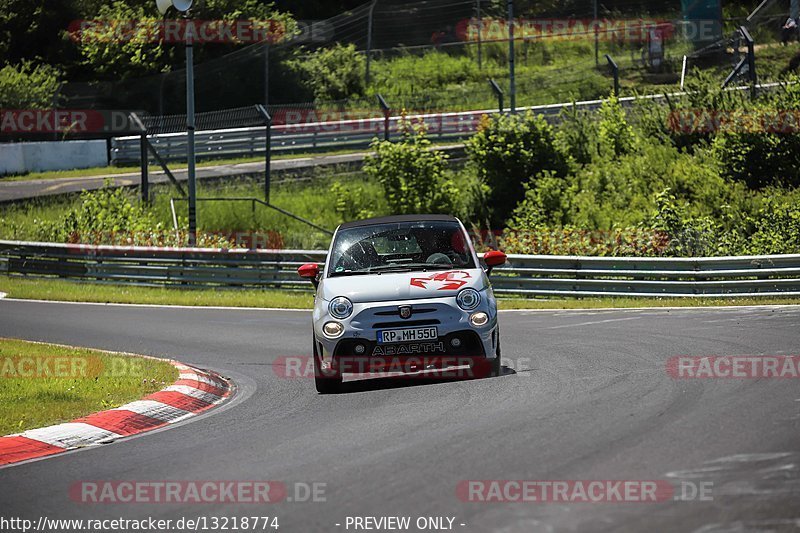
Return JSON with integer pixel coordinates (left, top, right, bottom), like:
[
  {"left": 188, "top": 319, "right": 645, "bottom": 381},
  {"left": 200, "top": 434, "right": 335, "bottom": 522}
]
[{"left": 156, "top": 0, "right": 198, "bottom": 246}]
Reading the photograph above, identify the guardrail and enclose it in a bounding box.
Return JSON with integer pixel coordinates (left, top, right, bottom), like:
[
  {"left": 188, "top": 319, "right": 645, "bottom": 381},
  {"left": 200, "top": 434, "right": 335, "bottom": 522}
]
[
  {"left": 110, "top": 82, "right": 785, "bottom": 165},
  {"left": 111, "top": 108, "right": 494, "bottom": 165},
  {"left": 2, "top": 240, "right": 800, "bottom": 298}
]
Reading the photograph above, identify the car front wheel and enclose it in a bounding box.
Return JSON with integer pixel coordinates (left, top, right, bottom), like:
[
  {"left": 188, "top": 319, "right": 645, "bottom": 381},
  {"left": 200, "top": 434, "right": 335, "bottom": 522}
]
[
  {"left": 313, "top": 337, "right": 341, "bottom": 394},
  {"left": 490, "top": 333, "right": 502, "bottom": 377}
]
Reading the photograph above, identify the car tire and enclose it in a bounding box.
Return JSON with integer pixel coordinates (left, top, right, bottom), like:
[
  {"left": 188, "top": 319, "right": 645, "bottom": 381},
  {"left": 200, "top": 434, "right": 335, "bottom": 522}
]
[
  {"left": 490, "top": 333, "right": 502, "bottom": 377},
  {"left": 313, "top": 337, "right": 341, "bottom": 394}
]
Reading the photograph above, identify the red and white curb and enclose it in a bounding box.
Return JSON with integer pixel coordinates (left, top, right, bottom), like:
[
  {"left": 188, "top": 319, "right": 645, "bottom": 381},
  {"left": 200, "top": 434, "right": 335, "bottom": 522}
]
[{"left": 0, "top": 362, "right": 231, "bottom": 467}]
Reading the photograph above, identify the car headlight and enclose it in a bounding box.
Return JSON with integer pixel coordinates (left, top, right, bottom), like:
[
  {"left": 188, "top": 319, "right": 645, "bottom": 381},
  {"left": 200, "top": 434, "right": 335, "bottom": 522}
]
[
  {"left": 456, "top": 288, "right": 481, "bottom": 310},
  {"left": 323, "top": 321, "right": 344, "bottom": 338},
  {"left": 328, "top": 296, "right": 353, "bottom": 319},
  {"left": 470, "top": 311, "right": 489, "bottom": 327}
]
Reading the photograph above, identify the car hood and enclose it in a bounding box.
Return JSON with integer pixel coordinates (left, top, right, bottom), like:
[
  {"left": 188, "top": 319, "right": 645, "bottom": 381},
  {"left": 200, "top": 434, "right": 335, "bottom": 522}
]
[{"left": 320, "top": 268, "right": 487, "bottom": 303}]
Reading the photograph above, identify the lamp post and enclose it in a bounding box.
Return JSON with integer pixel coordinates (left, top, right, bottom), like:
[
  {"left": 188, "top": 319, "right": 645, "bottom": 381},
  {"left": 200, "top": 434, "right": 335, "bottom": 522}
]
[
  {"left": 508, "top": 0, "right": 516, "bottom": 113},
  {"left": 157, "top": 0, "right": 197, "bottom": 245}
]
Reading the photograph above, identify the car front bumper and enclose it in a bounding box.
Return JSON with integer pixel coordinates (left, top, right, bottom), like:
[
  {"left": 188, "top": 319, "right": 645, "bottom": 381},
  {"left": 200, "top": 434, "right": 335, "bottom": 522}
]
[{"left": 312, "top": 294, "right": 498, "bottom": 374}]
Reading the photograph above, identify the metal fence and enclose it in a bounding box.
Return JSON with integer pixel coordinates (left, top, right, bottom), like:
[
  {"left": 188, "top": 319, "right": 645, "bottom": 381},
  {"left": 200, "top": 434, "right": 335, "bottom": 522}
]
[
  {"left": 111, "top": 105, "right": 499, "bottom": 165},
  {"left": 110, "top": 81, "right": 784, "bottom": 165},
  {"left": 3, "top": 240, "right": 800, "bottom": 298}
]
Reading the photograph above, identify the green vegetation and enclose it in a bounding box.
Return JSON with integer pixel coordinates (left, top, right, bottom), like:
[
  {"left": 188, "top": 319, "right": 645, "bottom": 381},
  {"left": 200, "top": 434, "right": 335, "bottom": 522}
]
[
  {"left": 0, "top": 278, "right": 314, "bottom": 309},
  {"left": 497, "top": 76, "right": 800, "bottom": 257},
  {"left": 0, "top": 62, "right": 61, "bottom": 108},
  {"left": 0, "top": 172, "right": 382, "bottom": 249},
  {"left": 0, "top": 337, "right": 177, "bottom": 435},
  {"left": 363, "top": 119, "right": 469, "bottom": 217},
  {"left": 4, "top": 71, "right": 800, "bottom": 257},
  {"left": 3, "top": 0, "right": 798, "bottom": 114},
  {"left": 287, "top": 43, "right": 365, "bottom": 101},
  {"left": 467, "top": 111, "right": 568, "bottom": 226}
]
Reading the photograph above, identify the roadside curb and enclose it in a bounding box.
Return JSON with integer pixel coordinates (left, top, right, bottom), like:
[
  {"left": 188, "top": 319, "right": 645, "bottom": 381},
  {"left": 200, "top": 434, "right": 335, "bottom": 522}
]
[{"left": 0, "top": 360, "right": 232, "bottom": 467}]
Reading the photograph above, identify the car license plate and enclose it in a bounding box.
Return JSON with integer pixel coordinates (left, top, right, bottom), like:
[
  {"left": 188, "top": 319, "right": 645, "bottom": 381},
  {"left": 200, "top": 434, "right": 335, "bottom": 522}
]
[{"left": 377, "top": 327, "right": 438, "bottom": 344}]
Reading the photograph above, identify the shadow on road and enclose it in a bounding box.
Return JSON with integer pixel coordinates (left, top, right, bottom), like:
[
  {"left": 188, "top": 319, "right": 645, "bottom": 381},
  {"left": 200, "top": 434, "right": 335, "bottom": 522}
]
[{"left": 333, "top": 366, "right": 516, "bottom": 394}]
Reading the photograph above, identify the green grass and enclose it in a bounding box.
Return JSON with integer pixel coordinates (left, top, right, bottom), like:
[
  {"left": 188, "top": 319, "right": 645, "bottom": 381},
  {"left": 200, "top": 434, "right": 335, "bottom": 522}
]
[
  {"left": 1, "top": 276, "right": 798, "bottom": 311},
  {"left": 0, "top": 277, "right": 315, "bottom": 309},
  {"left": 358, "top": 26, "right": 798, "bottom": 114},
  {"left": 0, "top": 337, "right": 178, "bottom": 435},
  {"left": 0, "top": 171, "right": 385, "bottom": 249}
]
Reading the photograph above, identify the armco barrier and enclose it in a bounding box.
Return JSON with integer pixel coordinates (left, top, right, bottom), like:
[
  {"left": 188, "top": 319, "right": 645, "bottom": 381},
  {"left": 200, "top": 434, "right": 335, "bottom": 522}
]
[
  {"left": 110, "top": 82, "right": 785, "bottom": 165},
  {"left": 2, "top": 241, "right": 800, "bottom": 298}
]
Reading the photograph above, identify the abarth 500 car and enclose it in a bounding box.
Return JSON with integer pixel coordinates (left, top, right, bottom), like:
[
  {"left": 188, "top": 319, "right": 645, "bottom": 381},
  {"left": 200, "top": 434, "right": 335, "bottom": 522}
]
[{"left": 297, "top": 214, "right": 507, "bottom": 394}]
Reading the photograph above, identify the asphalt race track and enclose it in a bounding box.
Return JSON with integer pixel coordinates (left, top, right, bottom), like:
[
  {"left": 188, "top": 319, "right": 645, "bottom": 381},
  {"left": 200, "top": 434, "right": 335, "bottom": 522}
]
[{"left": 1, "top": 299, "right": 799, "bottom": 532}]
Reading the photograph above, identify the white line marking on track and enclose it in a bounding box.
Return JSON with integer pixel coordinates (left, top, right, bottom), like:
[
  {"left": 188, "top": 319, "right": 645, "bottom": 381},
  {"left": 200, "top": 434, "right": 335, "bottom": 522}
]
[{"left": 547, "top": 316, "right": 642, "bottom": 329}]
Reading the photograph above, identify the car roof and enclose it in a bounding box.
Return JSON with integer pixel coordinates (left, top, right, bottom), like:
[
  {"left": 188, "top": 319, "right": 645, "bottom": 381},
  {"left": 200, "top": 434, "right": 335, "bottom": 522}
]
[{"left": 337, "top": 214, "right": 459, "bottom": 230}]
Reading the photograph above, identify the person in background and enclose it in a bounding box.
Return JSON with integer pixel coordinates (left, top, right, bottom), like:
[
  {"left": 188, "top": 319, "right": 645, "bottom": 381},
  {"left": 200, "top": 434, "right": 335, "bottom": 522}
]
[{"left": 782, "top": 17, "right": 798, "bottom": 45}]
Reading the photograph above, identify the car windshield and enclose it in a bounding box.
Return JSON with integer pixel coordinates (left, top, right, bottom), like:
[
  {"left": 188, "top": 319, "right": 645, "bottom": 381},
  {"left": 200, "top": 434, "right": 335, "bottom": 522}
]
[{"left": 328, "top": 220, "right": 475, "bottom": 276}]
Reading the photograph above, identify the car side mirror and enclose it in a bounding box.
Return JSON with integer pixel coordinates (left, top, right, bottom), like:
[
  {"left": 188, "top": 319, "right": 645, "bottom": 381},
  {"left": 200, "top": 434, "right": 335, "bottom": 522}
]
[
  {"left": 483, "top": 250, "right": 507, "bottom": 274},
  {"left": 298, "top": 263, "right": 320, "bottom": 288}
]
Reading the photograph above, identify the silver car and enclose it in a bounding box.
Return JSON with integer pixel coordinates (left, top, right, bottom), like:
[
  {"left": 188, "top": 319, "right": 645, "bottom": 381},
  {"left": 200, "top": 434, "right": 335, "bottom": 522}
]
[{"left": 298, "top": 214, "right": 507, "bottom": 394}]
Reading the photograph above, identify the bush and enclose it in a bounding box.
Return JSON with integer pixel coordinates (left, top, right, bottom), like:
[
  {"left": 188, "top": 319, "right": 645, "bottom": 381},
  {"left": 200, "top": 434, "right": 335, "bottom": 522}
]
[
  {"left": 499, "top": 136, "right": 762, "bottom": 256},
  {"left": 466, "top": 111, "right": 568, "bottom": 227},
  {"left": 647, "top": 189, "right": 722, "bottom": 257},
  {"left": 330, "top": 180, "right": 376, "bottom": 222},
  {"left": 555, "top": 105, "right": 598, "bottom": 166},
  {"left": 75, "top": 2, "right": 170, "bottom": 80},
  {"left": 668, "top": 73, "right": 800, "bottom": 188},
  {"left": 745, "top": 191, "right": 800, "bottom": 254},
  {"left": 28, "top": 183, "right": 235, "bottom": 248},
  {"left": 363, "top": 119, "right": 462, "bottom": 216},
  {"left": 0, "top": 62, "right": 61, "bottom": 108},
  {"left": 711, "top": 83, "right": 800, "bottom": 189},
  {"left": 597, "top": 95, "right": 637, "bottom": 158},
  {"left": 57, "top": 184, "right": 162, "bottom": 244},
  {"left": 288, "top": 43, "right": 365, "bottom": 101}
]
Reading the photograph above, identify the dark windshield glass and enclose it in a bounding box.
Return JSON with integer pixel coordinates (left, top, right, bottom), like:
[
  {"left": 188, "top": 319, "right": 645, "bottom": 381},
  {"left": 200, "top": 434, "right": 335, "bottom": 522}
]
[{"left": 328, "top": 221, "right": 475, "bottom": 276}]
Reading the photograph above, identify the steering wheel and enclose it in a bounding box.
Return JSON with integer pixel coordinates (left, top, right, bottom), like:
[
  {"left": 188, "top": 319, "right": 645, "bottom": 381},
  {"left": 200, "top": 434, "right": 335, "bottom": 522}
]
[{"left": 425, "top": 253, "right": 453, "bottom": 266}]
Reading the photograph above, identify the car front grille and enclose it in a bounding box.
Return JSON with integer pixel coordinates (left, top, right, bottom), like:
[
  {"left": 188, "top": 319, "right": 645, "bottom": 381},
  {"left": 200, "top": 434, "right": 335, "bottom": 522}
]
[
  {"left": 333, "top": 330, "right": 485, "bottom": 358},
  {"left": 372, "top": 319, "right": 440, "bottom": 329}
]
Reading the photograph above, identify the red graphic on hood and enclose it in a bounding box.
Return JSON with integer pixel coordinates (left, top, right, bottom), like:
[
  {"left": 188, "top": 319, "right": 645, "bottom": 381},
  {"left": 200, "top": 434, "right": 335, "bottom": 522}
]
[{"left": 410, "top": 271, "right": 472, "bottom": 291}]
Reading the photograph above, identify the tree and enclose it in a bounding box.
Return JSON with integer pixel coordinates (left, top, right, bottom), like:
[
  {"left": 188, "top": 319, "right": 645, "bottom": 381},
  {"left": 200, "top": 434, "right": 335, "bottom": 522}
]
[
  {"left": 0, "top": 62, "right": 62, "bottom": 108},
  {"left": 466, "top": 111, "right": 568, "bottom": 227},
  {"left": 364, "top": 118, "right": 461, "bottom": 216},
  {"left": 71, "top": 0, "right": 295, "bottom": 80},
  {"left": 287, "top": 43, "right": 365, "bottom": 101},
  {"left": 74, "top": 2, "right": 171, "bottom": 80}
]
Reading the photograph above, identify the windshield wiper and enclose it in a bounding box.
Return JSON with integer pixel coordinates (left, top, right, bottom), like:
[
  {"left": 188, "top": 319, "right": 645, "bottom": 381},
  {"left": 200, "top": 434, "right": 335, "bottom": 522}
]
[
  {"left": 330, "top": 263, "right": 457, "bottom": 277},
  {"left": 366, "top": 263, "right": 454, "bottom": 274}
]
